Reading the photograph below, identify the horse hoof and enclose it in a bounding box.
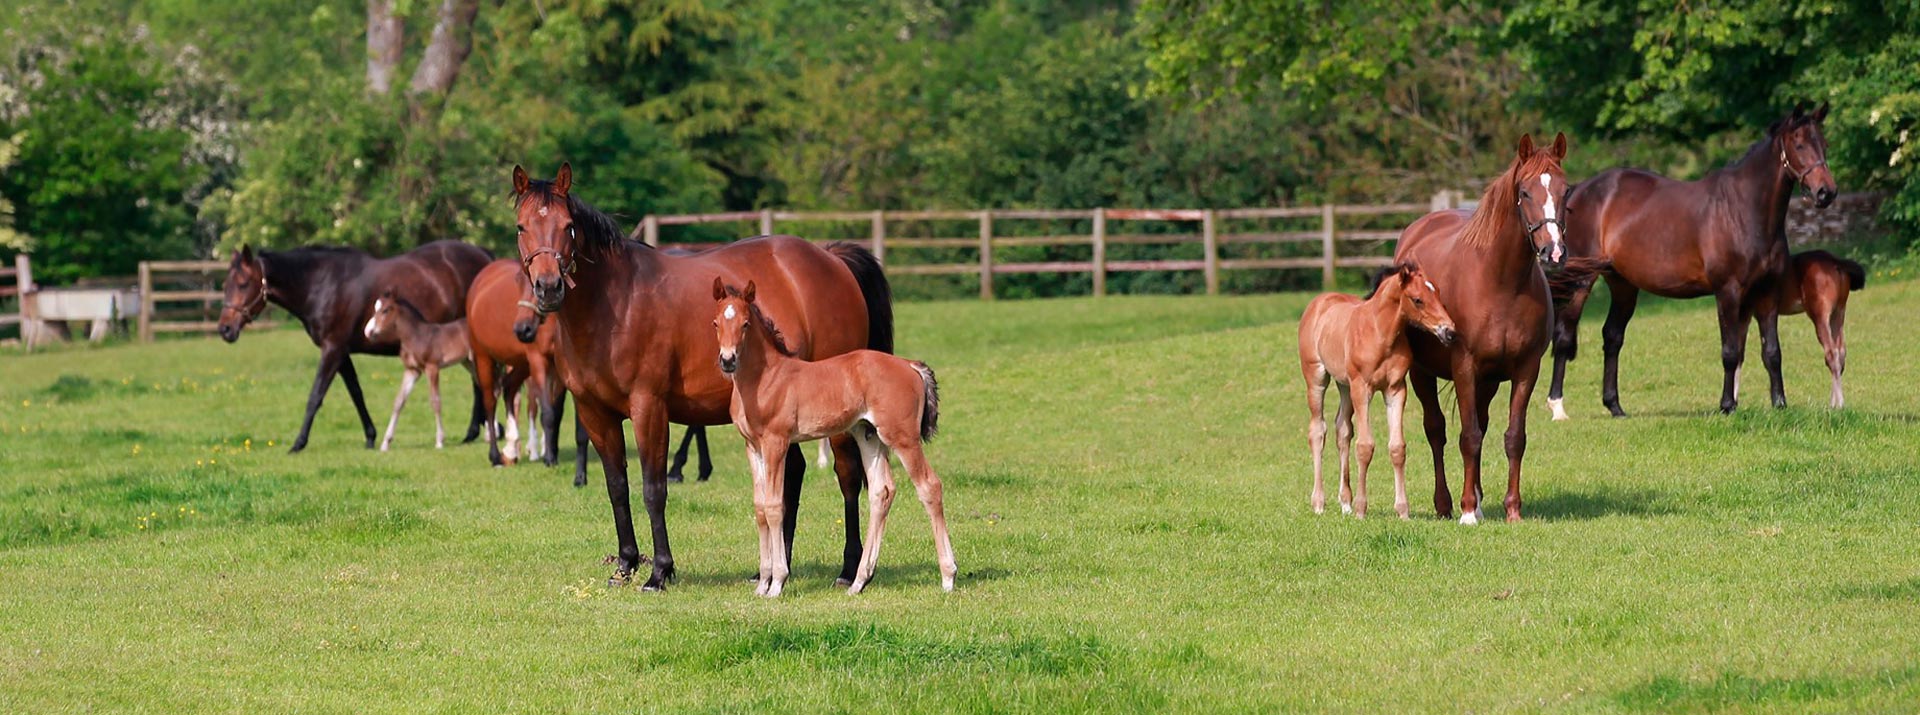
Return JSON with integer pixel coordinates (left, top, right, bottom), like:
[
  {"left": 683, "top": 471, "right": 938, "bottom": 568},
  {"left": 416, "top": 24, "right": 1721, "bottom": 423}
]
[
  {"left": 1547, "top": 397, "right": 1569, "bottom": 421},
  {"left": 834, "top": 577, "right": 854, "bottom": 587},
  {"left": 607, "top": 570, "right": 634, "bottom": 588},
  {"left": 665, "top": 472, "right": 684, "bottom": 484},
  {"left": 1340, "top": 503, "right": 1353, "bottom": 516},
  {"left": 1460, "top": 511, "right": 1481, "bottom": 526}
]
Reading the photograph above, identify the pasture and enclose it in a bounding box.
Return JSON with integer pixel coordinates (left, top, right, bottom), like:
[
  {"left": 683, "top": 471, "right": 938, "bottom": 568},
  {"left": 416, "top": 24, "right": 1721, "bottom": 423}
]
[{"left": 3, "top": 280, "right": 1920, "bottom": 713}]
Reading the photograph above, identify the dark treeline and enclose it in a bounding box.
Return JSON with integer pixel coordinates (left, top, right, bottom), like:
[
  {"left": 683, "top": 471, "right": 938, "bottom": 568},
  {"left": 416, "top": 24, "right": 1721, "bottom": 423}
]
[{"left": 1, "top": 0, "right": 1914, "bottom": 295}]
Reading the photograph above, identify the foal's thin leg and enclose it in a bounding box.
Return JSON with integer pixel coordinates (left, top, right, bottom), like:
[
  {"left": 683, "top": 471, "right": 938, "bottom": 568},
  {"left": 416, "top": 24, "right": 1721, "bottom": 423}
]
[
  {"left": 428, "top": 365, "right": 446, "bottom": 449},
  {"left": 380, "top": 369, "right": 419, "bottom": 452},
  {"left": 1350, "top": 381, "right": 1376, "bottom": 519},
  {"left": 894, "top": 439, "right": 956, "bottom": 592},
  {"left": 816, "top": 440, "right": 832, "bottom": 470},
  {"left": 1334, "top": 383, "right": 1355, "bottom": 514},
  {"left": 850, "top": 428, "right": 898, "bottom": 595},
  {"left": 1411, "top": 369, "right": 1451, "bottom": 519},
  {"left": 754, "top": 436, "right": 793, "bottom": 597},
  {"left": 1385, "top": 381, "right": 1410, "bottom": 519},
  {"left": 1305, "top": 369, "right": 1331, "bottom": 514},
  {"left": 1821, "top": 303, "right": 1848, "bottom": 408}
]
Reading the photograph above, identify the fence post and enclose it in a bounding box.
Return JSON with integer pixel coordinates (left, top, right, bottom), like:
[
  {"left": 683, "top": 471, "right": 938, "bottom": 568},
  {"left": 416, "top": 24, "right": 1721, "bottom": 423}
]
[
  {"left": 138, "top": 261, "right": 154, "bottom": 343},
  {"left": 15, "top": 254, "right": 33, "bottom": 350},
  {"left": 641, "top": 215, "right": 659, "bottom": 247},
  {"left": 1321, "top": 203, "right": 1337, "bottom": 290},
  {"left": 1430, "top": 190, "right": 1456, "bottom": 212},
  {"left": 759, "top": 209, "right": 775, "bottom": 236},
  {"left": 978, "top": 211, "right": 995, "bottom": 300},
  {"left": 870, "top": 210, "right": 886, "bottom": 263},
  {"left": 1091, "top": 208, "right": 1106, "bottom": 298},
  {"left": 1202, "top": 209, "right": 1219, "bottom": 295}
]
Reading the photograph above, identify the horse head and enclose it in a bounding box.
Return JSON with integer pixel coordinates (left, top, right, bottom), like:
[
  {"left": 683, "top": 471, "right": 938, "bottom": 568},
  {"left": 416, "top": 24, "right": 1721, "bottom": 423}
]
[
  {"left": 512, "top": 163, "right": 580, "bottom": 313},
  {"left": 1512, "top": 132, "right": 1571, "bottom": 270},
  {"left": 217, "top": 245, "right": 269, "bottom": 343},
  {"left": 1772, "top": 102, "right": 1837, "bottom": 208}
]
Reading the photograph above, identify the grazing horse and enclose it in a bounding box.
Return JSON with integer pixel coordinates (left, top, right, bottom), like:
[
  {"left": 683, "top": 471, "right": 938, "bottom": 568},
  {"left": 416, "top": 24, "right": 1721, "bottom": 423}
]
[
  {"left": 512, "top": 163, "right": 894, "bottom": 590},
  {"left": 1397, "top": 133, "right": 1572, "bottom": 523},
  {"left": 1545, "top": 103, "right": 1838, "bottom": 418},
  {"left": 1757, "top": 250, "right": 1866, "bottom": 408},
  {"left": 1298, "top": 263, "right": 1457, "bottom": 520},
  {"left": 363, "top": 291, "right": 475, "bottom": 450},
  {"left": 713, "top": 279, "right": 954, "bottom": 596},
  {"left": 217, "top": 242, "right": 492, "bottom": 452}
]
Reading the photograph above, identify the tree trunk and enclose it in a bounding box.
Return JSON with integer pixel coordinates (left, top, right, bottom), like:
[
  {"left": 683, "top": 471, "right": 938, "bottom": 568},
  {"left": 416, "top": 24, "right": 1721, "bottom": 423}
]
[
  {"left": 409, "top": 0, "right": 480, "bottom": 96},
  {"left": 366, "top": 0, "right": 403, "bottom": 94}
]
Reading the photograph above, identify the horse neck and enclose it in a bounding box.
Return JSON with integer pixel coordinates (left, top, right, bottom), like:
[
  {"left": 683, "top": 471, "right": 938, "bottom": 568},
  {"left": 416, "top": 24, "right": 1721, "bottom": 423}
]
[
  {"left": 257, "top": 251, "right": 312, "bottom": 318},
  {"left": 551, "top": 239, "right": 656, "bottom": 352},
  {"left": 1722, "top": 136, "right": 1798, "bottom": 242},
  {"left": 1356, "top": 279, "right": 1408, "bottom": 347}
]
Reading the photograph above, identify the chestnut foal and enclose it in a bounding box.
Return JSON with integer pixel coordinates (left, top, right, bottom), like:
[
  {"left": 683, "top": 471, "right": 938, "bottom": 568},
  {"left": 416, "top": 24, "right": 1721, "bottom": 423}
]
[
  {"left": 1758, "top": 250, "right": 1867, "bottom": 408},
  {"left": 1297, "top": 263, "right": 1457, "bottom": 519},
  {"left": 713, "top": 279, "right": 955, "bottom": 597},
  {"left": 363, "top": 290, "right": 476, "bottom": 450}
]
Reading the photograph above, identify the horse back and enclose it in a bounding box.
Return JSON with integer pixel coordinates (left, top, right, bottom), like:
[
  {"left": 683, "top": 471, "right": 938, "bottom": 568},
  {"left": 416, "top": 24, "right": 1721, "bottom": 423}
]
[
  {"left": 1299, "top": 293, "right": 1362, "bottom": 383},
  {"left": 465, "top": 259, "right": 547, "bottom": 369}
]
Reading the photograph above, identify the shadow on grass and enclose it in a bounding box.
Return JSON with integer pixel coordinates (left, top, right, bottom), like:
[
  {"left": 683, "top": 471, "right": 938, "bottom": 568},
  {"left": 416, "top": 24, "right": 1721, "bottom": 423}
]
[
  {"left": 1612, "top": 668, "right": 1920, "bottom": 711},
  {"left": 1526, "top": 487, "right": 1676, "bottom": 521},
  {"left": 1832, "top": 575, "right": 1920, "bottom": 601}
]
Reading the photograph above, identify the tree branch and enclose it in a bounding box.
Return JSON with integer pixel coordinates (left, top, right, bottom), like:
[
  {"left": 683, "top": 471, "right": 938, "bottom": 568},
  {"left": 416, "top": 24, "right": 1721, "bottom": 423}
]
[
  {"left": 409, "top": 0, "right": 480, "bottom": 96},
  {"left": 366, "top": 0, "right": 403, "bottom": 94}
]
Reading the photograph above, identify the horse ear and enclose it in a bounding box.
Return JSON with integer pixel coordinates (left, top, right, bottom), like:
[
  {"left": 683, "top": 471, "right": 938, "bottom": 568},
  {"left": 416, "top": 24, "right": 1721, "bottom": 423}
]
[
  {"left": 235, "top": 244, "right": 253, "bottom": 263},
  {"left": 1516, "top": 133, "right": 1536, "bottom": 159},
  {"left": 743, "top": 280, "right": 757, "bottom": 303},
  {"left": 1550, "top": 132, "right": 1568, "bottom": 160},
  {"left": 1397, "top": 262, "right": 1417, "bottom": 281},
  {"left": 512, "top": 164, "right": 530, "bottom": 195},
  {"left": 1813, "top": 101, "right": 1830, "bottom": 123},
  {"left": 712, "top": 276, "right": 727, "bottom": 301},
  {"left": 1792, "top": 102, "right": 1807, "bottom": 121},
  {"left": 554, "top": 162, "right": 572, "bottom": 197}
]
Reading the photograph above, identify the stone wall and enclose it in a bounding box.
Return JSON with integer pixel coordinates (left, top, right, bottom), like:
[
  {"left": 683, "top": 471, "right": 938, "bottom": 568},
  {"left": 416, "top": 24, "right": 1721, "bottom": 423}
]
[{"left": 1786, "top": 192, "right": 1884, "bottom": 246}]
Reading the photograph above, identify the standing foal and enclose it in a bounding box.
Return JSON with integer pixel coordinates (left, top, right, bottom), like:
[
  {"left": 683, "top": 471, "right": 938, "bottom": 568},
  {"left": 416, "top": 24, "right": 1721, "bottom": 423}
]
[
  {"left": 1758, "top": 250, "right": 1867, "bottom": 408},
  {"left": 1297, "top": 263, "right": 1457, "bottom": 519},
  {"left": 364, "top": 290, "right": 475, "bottom": 450},
  {"left": 713, "top": 279, "right": 955, "bottom": 597}
]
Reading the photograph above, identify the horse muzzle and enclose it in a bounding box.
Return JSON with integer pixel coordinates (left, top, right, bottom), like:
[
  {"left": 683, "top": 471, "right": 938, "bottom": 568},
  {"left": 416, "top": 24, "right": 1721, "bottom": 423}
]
[
  {"left": 1537, "top": 241, "right": 1566, "bottom": 272},
  {"left": 217, "top": 323, "right": 240, "bottom": 343},
  {"left": 513, "top": 320, "right": 539, "bottom": 344},
  {"left": 1432, "top": 326, "right": 1458, "bottom": 346},
  {"left": 531, "top": 276, "right": 566, "bottom": 314},
  {"left": 718, "top": 353, "right": 738, "bottom": 375},
  {"left": 1815, "top": 187, "right": 1836, "bottom": 208}
]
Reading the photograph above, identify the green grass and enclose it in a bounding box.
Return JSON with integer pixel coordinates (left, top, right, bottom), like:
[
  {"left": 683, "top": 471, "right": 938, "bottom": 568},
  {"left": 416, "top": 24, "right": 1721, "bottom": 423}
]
[{"left": 4, "top": 280, "right": 1920, "bottom": 713}]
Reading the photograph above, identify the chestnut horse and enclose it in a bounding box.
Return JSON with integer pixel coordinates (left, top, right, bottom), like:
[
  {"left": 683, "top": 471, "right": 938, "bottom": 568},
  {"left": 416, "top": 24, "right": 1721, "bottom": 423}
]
[
  {"left": 1758, "top": 250, "right": 1866, "bottom": 408},
  {"left": 714, "top": 279, "right": 953, "bottom": 596},
  {"left": 468, "top": 259, "right": 568, "bottom": 469},
  {"left": 1396, "top": 133, "right": 1572, "bottom": 523},
  {"left": 1298, "top": 263, "right": 1457, "bottom": 520},
  {"left": 1545, "top": 103, "right": 1838, "bottom": 418},
  {"left": 218, "top": 242, "right": 492, "bottom": 452},
  {"left": 513, "top": 163, "right": 893, "bottom": 590}
]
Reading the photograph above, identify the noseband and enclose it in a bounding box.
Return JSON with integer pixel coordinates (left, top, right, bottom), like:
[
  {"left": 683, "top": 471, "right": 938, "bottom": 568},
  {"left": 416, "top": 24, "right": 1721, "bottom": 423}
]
[
  {"left": 1781, "top": 146, "right": 1829, "bottom": 185},
  {"left": 1516, "top": 192, "right": 1566, "bottom": 242},
  {"left": 521, "top": 246, "right": 579, "bottom": 290}
]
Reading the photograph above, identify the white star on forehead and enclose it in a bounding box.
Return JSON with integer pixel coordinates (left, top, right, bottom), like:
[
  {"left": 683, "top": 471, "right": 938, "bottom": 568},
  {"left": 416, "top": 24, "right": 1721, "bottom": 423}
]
[
  {"left": 537, "top": 205, "right": 549, "bottom": 217},
  {"left": 724, "top": 305, "right": 736, "bottom": 319}
]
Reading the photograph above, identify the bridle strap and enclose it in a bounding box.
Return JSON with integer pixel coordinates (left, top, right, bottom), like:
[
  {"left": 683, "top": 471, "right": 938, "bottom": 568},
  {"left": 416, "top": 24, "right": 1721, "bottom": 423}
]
[
  {"left": 1517, "top": 198, "right": 1565, "bottom": 240},
  {"left": 1780, "top": 145, "right": 1828, "bottom": 186},
  {"left": 521, "top": 246, "right": 579, "bottom": 289},
  {"left": 514, "top": 299, "right": 550, "bottom": 318},
  {"left": 222, "top": 259, "right": 271, "bottom": 323}
]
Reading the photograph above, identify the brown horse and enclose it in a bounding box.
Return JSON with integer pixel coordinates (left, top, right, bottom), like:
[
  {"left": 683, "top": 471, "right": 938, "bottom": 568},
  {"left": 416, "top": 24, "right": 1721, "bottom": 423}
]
[
  {"left": 512, "top": 163, "right": 894, "bottom": 590},
  {"left": 713, "top": 279, "right": 954, "bottom": 596},
  {"left": 1757, "top": 250, "right": 1866, "bottom": 408},
  {"left": 1298, "top": 263, "right": 1457, "bottom": 520},
  {"left": 362, "top": 291, "right": 475, "bottom": 450},
  {"left": 218, "top": 242, "right": 492, "bottom": 452},
  {"left": 1546, "top": 103, "right": 1838, "bottom": 418},
  {"left": 467, "top": 259, "right": 567, "bottom": 469},
  {"left": 1397, "top": 133, "right": 1572, "bottom": 523}
]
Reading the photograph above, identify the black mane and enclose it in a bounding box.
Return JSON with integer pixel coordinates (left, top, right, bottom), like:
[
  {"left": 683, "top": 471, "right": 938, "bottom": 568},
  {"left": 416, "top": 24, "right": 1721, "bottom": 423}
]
[{"left": 721, "top": 284, "right": 796, "bottom": 357}]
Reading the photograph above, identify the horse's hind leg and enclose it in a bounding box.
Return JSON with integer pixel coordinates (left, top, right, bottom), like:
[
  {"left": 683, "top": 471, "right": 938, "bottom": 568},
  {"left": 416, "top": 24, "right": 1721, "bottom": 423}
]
[
  {"left": 1334, "top": 383, "right": 1356, "bottom": 515},
  {"left": 694, "top": 426, "right": 713, "bottom": 481},
  {"left": 1813, "top": 301, "right": 1846, "bottom": 408},
  {"left": 894, "top": 438, "right": 956, "bottom": 592},
  {"left": 477, "top": 359, "right": 504, "bottom": 466},
  {"left": 1548, "top": 275, "right": 1596, "bottom": 421},
  {"left": 381, "top": 369, "right": 419, "bottom": 452},
  {"left": 849, "top": 426, "right": 899, "bottom": 595},
  {"left": 429, "top": 364, "right": 446, "bottom": 449},
  {"left": 463, "top": 362, "right": 485, "bottom": 444},
  {"left": 1305, "top": 367, "right": 1331, "bottom": 514},
  {"left": 1350, "top": 382, "right": 1376, "bottom": 519},
  {"left": 541, "top": 382, "right": 566, "bottom": 467},
  {"left": 829, "top": 433, "right": 868, "bottom": 586},
  {"left": 1600, "top": 277, "right": 1640, "bottom": 417},
  {"left": 1411, "top": 369, "right": 1451, "bottom": 519},
  {"left": 338, "top": 355, "right": 378, "bottom": 449}
]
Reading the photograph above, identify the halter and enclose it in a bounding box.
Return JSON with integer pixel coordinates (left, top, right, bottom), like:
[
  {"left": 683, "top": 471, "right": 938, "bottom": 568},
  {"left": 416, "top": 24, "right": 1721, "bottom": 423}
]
[
  {"left": 222, "top": 260, "right": 271, "bottom": 323},
  {"left": 1516, "top": 191, "right": 1565, "bottom": 242},
  {"left": 521, "top": 245, "right": 579, "bottom": 290},
  {"left": 1781, "top": 146, "right": 1828, "bottom": 185}
]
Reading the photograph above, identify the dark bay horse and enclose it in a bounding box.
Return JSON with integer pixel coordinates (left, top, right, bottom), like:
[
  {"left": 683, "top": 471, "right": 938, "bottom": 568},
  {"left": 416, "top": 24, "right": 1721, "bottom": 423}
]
[
  {"left": 513, "top": 163, "right": 894, "bottom": 590},
  {"left": 218, "top": 242, "right": 493, "bottom": 452},
  {"left": 1545, "top": 103, "right": 1838, "bottom": 418},
  {"left": 1396, "top": 133, "right": 1572, "bottom": 523}
]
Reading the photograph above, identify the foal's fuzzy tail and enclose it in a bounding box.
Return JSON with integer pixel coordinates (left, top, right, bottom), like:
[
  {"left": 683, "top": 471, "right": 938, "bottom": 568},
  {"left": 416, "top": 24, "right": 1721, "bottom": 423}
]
[
  {"left": 1837, "top": 257, "right": 1867, "bottom": 291},
  {"left": 913, "top": 361, "right": 940, "bottom": 443},
  {"left": 827, "top": 242, "right": 895, "bottom": 354}
]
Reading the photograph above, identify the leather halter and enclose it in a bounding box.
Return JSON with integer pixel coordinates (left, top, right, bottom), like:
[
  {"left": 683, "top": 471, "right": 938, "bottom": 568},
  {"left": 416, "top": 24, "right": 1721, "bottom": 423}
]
[
  {"left": 521, "top": 245, "right": 579, "bottom": 291},
  {"left": 1781, "top": 146, "right": 1828, "bottom": 185},
  {"left": 222, "top": 258, "right": 271, "bottom": 323}
]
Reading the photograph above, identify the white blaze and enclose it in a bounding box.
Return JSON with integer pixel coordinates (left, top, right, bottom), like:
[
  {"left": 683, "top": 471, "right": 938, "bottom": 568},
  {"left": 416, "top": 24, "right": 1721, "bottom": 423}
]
[
  {"left": 363, "top": 299, "right": 383, "bottom": 339},
  {"left": 1539, "top": 173, "right": 1562, "bottom": 244}
]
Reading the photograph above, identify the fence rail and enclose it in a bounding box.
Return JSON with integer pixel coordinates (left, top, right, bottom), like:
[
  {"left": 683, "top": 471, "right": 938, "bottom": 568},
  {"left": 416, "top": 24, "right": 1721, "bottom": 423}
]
[
  {"left": 634, "top": 194, "right": 1460, "bottom": 299},
  {"left": 138, "top": 260, "right": 277, "bottom": 342}
]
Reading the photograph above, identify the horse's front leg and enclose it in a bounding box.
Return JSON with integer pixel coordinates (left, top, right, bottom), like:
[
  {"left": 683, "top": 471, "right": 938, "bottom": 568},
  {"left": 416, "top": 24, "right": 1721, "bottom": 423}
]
[
  {"left": 1304, "top": 368, "right": 1331, "bottom": 514},
  {"left": 631, "top": 399, "right": 676, "bottom": 591},
  {"left": 1503, "top": 360, "right": 1542, "bottom": 522},
  {"left": 1715, "top": 289, "right": 1755, "bottom": 414},
  {"left": 1333, "top": 383, "right": 1355, "bottom": 514},
  {"left": 1600, "top": 276, "right": 1640, "bottom": 418},
  {"left": 1754, "top": 298, "right": 1787, "bottom": 408},
  {"left": 338, "top": 355, "right": 378, "bottom": 448},
  {"left": 1451, "top": 363, "right": 1487, "bottom": 525},
  {"left": 1384, "top": 379, "right": 1411, "bottom": 519},
  {"left": 572, "top": 412, "right": 590, "bottom": 488},
  {"left": 1350, "top": 380, "right": 1376, "bottom": 519},
  {"left": 380, "top": 369, "right": 419, "bottom": 452},
  {"left": 1410, "top": 369, "right": 1450, "bottom": 519},
  {"left": 291, "top": 347, "right": 347, "bottom": 453},
  {"left": 576, "top": 402, "right": 637, "bottom": 586},
  {"left": 428, "top": 364, "right": 445, "bottom": 449},
  {"left": 463, "top": 358, "right": 485, "bottom": 444},
  {"left": 753, "top": 435, "right": 794, "bottom": 597}
]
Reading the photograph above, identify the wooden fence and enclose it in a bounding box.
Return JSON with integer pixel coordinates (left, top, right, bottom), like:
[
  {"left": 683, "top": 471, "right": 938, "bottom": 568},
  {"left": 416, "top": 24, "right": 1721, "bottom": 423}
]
[
  {"left": 138, "top": 260, "right": 276, "bottom": 342},
  {"left": 0, "top": 254, "right": 30, "bottom": 336},
  {"left": 634, "top": 193, "right": 1462, "bottom": 299}
]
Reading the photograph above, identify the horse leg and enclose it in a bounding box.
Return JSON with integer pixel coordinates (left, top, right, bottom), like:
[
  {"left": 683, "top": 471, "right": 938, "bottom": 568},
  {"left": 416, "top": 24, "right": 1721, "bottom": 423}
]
[
  {"left": 897, "top": 437, "right": 956, "bottom": 592},
  {"left": 1755, "top": 298, "right": 1787, "bottom": 408},
  {"left": 337, "top": 355, "right": 378, "bottom": 449},
  {"left": 1411, "top": 369, "right": 1451, "bottom": 519},
  {"left": 1385, "top": 380, "right": 1410, "bottom": 519},
  {"left": 752, "top": 435, "right": 793, "bottom": 597},
  {"left": 1350, "top": 381, "right": 1376, "bottom": 519},
  {"left": 428, "top": 365, "right": 447, "bottom": 449},
  {"left": 1821, "top": 300, "right": 1848, "bottom": 408},
  {"left": 667, "top": 426, "right": 694, "bottom": 483},
  {"left": 849, "top": 426, "right": 897, "bottom": 595},
  {"left": 290, "top": 349, "right": 346, "bottom": 453},
  {"left": 816, "top": 440, "right": 832, "bottom": 470},
  {"left": 1503, "top": 361, "right": 1542, "bottom": 522},
  {"left": 629, "top": 399, "right": 678, "bottom": 590},
  {"left": 779, "top": 443, "right": 806, "bottom": 575},
  {"left": 1305, "top": 366, "right": 1331, "bottom": 514},
  {"left": 1333, "top": 383, "right": 1355, "bottom": 515},
  {"left": 694, "top": 426, "right": 713, "bottom": 481},
  {"left": 1452, "top": 365, "right": 1487, "bottom": 525},
  {"left": 576, "top": 403, "right": 637, "bottom": 586},
  {"left": 1548, "top": 275, "right": 1596, "bottom": 421},
  {"left": 1600, "top": 276, "right": 1639, "bottom": 418},
  {"left": 1716, "top": 290, "right": 1755, "bottom": 414},
  {"left": 463, "top": 360, "right": 485, "bottom": 444},
  {"left": 541, "top": 379, "right": 566, "bottom": 467},
  {"left": 500, "top": 370, "right": 521, "bottom": 462},
  {"left": 478, "top": 359, "right": 504, "bottom": 466},
  {"left": 829, "top": 433, "right": 868, "bottom": 586},
  {"left": 380, "top": 369, "right": 418, "bottom": 452},
  {"left": 572, "top": 411, "right": 590, "bottom": 488}
]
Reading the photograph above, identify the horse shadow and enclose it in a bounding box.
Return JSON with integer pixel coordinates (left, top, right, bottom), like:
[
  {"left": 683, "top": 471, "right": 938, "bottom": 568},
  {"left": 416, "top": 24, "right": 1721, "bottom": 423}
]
[{"left": 1525, "top": 487, "right": 1676, "bottom": 521}]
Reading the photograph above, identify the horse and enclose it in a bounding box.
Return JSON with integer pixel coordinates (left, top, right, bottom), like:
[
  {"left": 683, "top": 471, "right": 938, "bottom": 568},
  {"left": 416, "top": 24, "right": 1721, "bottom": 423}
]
[
  {"left": 1544, "top": 103, "right": 1838, "bottom": 419},
  {"left": 512, "top": 163, "right": 894, "bottom": 590},
  {"left": 713, "top": 279, "right": 954, "bottom": 596},
  {"left": 1298, "top": 262, "right": 1457, "bottom": 520},
  {"left": 217, "top": 241, "right": 493, "bottom": 452},
  {"left": 468, "top": 259, "right": 566, "bottom": 469},
  {"left": 362, "top": 290, "right": 476, "bottom": 450},
  {"left": 1396, "top": 132, "right": 1572, "bottom": 523},
  {"left": 1756, "top": 250, "right": 1866, "bottom": 408}
]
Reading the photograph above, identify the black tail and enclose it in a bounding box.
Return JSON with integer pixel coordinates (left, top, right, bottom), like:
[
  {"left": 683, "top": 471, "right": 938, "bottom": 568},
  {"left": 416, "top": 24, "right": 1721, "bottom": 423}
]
[
  {"left": 913, "top": 361, "right": 939, "bottom": 442},
  {"left": 1838, "top": 257, "right": 1867, "bottom": 291},
  {"left": 1547, "top": 256, "right": 1613, "bottom": 307},
  {"left": 827, "top": 242, "right": 894, "bottom": 354}
]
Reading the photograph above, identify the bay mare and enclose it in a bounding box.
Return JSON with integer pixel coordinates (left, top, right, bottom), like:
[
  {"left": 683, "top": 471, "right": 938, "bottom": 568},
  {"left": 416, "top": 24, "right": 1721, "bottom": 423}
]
[
  {"left": 1546, "top": 103, "right": 1838, "bottom": 418},
  {"left": 1395, "top": 133, "right": 1572, "bottom": 523},
  {"left": 512, "top": 163, "right": 894, "bottom": 590},
  {"left": 217, "top": 241, "right": 492, "bottom": 452}
]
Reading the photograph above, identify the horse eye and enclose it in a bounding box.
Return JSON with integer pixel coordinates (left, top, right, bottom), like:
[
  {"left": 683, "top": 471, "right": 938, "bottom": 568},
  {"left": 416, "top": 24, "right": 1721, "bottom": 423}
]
[{"left": 1413, "top": 297, "right": 1425, "bottom": 306}]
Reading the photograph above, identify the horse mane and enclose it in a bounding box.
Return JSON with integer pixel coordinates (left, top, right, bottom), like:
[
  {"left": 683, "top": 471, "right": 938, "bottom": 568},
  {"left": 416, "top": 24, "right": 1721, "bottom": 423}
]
[
  {"left": 385, "top": 293, "right": 429, "bottom": 322},
  {"left": 722, "top": 284, "right": 796, "bottom": 357},
  {"left": 1459, "top": 159, "right": 1524, "bottom": 249},
  {"left": 514, "top": 178, "right": 634, "bottom": 257},
  {"left": 1362, "top": 261, "right": 1418, "bottom": 299}
]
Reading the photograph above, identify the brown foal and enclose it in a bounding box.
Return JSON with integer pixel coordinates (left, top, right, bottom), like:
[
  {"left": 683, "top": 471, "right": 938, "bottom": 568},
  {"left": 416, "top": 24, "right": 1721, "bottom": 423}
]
[
  {"left": 1298, "top": 263, "right": 1457, "bottom": 519},
  {"left": 713, "top": 279, "right": 955, "bottom": 597},
  {"left": 1757, "top": 250, "right": 1867, "bottom": 408},
  {"left": 363, "top": 290, "right": 475, "bottom": 450}
]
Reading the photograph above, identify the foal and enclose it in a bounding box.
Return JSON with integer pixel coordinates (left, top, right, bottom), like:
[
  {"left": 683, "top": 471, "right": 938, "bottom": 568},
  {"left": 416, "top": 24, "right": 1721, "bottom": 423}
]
[
  {"left": 713, "top": 278, "right": 955, "bottom": 597},
  {"left": 1297, "top": 263, "right": 1457, "bottom": 519},
  {"left": 1758, "top": 250, "right": 1867, "bottom": 408},
  {"left": 363, "top": 290, "right": 476, "bottom": 450}
]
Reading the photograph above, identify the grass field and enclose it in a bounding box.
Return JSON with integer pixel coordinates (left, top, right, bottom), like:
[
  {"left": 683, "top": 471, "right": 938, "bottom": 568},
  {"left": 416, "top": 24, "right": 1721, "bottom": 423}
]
[{"left": 4, "top": 278, "right": 1920, "bottom": 713}]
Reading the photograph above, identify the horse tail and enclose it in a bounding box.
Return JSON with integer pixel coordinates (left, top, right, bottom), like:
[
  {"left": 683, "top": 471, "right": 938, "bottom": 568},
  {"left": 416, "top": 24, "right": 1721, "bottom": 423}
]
[
  {"left": 1547, "top": 256, "right": 1612, "bottom": 305},
  {"left": 827, "top": 242, "right": 895, "bottom": 354},
  {"left": 1837, "top": 257, "right": 1867, "bottom": 291},
  {"left": 912, "top": 361, "right": 940, "bottom": 443}
]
